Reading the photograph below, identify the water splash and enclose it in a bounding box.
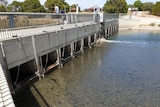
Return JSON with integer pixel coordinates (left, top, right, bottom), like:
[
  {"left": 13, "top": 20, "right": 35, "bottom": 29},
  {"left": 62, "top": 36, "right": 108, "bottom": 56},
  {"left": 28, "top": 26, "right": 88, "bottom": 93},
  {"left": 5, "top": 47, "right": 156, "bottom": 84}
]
[{"left": 98, "top": 38, "right": 160, "bottom": 47}]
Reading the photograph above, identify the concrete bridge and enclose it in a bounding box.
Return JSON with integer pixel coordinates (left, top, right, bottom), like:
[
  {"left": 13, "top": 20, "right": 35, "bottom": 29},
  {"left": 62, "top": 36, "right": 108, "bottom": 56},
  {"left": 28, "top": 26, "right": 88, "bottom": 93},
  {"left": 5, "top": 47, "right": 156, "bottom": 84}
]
[{"left": 0, "top": 12, "right": 119, "bottom": 106}]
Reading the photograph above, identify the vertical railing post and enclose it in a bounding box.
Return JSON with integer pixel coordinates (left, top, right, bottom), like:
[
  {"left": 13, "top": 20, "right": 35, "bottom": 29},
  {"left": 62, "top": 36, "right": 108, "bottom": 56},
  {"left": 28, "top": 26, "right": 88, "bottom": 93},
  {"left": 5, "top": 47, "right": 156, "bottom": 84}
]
[{"left": 9, "top": 14, "right": 15, "bottom": 28}]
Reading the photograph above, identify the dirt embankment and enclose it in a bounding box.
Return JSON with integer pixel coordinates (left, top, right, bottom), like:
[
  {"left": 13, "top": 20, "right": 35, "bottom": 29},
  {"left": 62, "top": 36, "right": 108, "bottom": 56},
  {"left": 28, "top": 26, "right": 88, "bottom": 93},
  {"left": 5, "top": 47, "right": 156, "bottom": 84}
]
[{"left": 119, "top": 12, "right": 160, "bottom": 31}]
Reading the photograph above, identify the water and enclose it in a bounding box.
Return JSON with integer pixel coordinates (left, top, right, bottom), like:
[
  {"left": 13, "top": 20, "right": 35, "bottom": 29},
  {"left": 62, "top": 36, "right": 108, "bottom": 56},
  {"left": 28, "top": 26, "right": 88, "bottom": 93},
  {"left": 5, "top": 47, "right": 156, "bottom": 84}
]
[{"left": 16, "top": 30, "right": 160, "bottom": 107}]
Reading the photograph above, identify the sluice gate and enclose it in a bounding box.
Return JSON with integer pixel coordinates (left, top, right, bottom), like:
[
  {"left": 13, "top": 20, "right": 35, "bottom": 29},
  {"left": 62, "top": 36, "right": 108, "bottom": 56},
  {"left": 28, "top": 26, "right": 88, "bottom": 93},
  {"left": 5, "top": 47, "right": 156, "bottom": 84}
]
[{"left": 0, "top": 12, "right": 119, "bottom": 106}]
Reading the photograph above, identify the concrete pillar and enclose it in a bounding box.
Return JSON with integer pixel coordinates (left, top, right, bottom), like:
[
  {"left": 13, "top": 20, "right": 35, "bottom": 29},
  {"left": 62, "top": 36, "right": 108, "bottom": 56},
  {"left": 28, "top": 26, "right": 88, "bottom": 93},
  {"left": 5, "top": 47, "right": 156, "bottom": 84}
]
[
  {"left": 31, "top": 36, "right": 44, "bottom": 80},
  {"left": 75, "top": 14, "right": 77, "bottom": 23},
  {"left": 88, "top": 35, "right": 91, "bottom": 48},
  {"left": 113, "top": 26, "right": 115, "bottom": 33},
  {"left": 71, "top": 14, "right": 73, "bottom": 23},
  {"left": 80, "top": 39, "right": 84, "bottom": 53},
  {"left": 116, "top": 25, "right": 117, "bottom": 31},
  {"left": 106, "top": 28, "right": 109, "bottom": 38},
  {"left": 70, "top": 43, "right": 75, "bottom": 58},
  {"left": 108, "top": 27, "right": 111, "bottom": 35},
  {"left": 106, "top": 28, "right": 108, "bottom": 35},
  {"left": 94, "top": 33, "right": 97, "bottom": 43},
  {"left": 105, "top": 29, "right": 107, "bottom": 36},
  {"left": 56, "top": 48, "right": 63, "bottom": 67},
  {"left": 66, "top": 15, "right": 69, "bottom": 24},
  {"left": 111, "top": 27, "right": 113, "bottom": 35}
]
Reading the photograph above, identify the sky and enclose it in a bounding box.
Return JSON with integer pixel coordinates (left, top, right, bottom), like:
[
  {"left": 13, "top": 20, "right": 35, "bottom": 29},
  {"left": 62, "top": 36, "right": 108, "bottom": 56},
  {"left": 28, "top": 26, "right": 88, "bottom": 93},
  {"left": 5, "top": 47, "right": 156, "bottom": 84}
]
[{"left": 8, "top": 0, "right": 160, "bottom": 9}]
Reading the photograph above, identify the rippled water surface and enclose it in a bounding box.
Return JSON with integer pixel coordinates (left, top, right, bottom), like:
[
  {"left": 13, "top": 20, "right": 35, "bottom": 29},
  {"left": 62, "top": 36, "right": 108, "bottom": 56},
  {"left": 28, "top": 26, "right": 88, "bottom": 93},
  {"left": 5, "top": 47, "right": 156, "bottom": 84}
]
[{"left": 16, "top": 30, "right": 160, "bottom": 107}]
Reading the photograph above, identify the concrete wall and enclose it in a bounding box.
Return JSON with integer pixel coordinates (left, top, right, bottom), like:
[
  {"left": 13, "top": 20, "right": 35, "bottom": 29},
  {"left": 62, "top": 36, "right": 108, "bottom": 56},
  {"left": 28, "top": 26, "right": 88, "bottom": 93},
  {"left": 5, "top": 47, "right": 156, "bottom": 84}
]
[
  {"left": 104, "top": 19, "right": 119, "bottom": 29},
  {"left": 2, "top": 37, "right": 35, "bottom": 69},
  {"left": 1, "top": 23, "right": 101, "bottom": 69}
]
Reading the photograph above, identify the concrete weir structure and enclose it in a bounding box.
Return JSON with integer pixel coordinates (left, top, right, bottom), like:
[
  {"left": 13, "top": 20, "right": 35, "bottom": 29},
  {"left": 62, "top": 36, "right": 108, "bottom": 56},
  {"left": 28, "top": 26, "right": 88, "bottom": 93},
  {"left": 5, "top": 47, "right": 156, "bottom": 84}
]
[{"left": 0, "top": 12, "right": 119, "bottom": 106}]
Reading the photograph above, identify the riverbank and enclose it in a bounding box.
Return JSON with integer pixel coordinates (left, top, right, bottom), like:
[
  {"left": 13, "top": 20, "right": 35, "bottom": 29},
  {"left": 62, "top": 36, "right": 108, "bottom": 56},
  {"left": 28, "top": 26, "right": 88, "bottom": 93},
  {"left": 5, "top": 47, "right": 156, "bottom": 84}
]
[{"left": 119, "top": 14, "right": 160, "bottom": 31}]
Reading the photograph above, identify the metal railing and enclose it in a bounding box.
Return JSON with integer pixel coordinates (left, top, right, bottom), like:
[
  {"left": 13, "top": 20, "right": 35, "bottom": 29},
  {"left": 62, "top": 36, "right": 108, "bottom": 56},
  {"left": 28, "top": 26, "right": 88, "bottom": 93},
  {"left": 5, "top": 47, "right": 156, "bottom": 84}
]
[
  {"left": 0, "top": 12, "right": 96, "bottom": 40},
  {"left": 103, "top": 14, "right": 119, "bottom": 21},
  {"left": 0, "top": 12, "right": 64, "bottom": 30},
  {"left": 0, "top": 12, "right": 119, "bottom": 40},
  {"left": 0, "top": 12, "right": 95, "bottom": 30}
]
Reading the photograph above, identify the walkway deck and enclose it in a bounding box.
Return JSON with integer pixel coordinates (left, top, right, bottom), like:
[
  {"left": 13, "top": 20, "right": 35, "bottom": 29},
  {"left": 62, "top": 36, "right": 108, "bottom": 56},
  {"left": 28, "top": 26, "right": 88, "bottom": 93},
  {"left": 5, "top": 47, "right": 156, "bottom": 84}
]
[
  {"left": 0, "top": 64, "right": 15, "bottom": 107},
  {"left": 0, "top": 21, "right": 96, "bottom": 40}
]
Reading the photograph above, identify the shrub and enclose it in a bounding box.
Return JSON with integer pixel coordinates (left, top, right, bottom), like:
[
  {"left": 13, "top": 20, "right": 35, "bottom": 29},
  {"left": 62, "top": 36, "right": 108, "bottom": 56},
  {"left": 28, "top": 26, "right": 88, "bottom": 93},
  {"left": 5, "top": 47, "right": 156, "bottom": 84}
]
[{"left": 149, "top": 23, "right": 155, "bottom": 26}]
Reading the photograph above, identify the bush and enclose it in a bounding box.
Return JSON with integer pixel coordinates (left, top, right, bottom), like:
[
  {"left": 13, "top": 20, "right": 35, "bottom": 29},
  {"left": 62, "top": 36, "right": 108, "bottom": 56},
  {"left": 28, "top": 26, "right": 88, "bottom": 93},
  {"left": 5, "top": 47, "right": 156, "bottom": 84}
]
[
  {"left": 152, "top": 2, "right": 160, "bottom": 16},
  {"left": 0, "top": 5, "right": 6, "bottom": 12},
  {"left": 149, "top": 23, "right": 155, "bottom": 26}
]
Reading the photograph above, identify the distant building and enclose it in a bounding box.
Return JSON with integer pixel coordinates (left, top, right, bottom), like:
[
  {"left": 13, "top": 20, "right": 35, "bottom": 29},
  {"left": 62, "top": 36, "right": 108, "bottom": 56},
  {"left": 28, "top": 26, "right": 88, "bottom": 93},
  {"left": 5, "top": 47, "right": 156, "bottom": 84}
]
[
  {"left": 128, "top": 7, "right": 138, "bottom": 11},
  {"left": 71, "top": 8, "right": 76, "bottom": 12},
  {"left": 88, "top": 7, "right": 94, "bottom": 12},
  {"left": 84, "top": 7, "right": 102, "bottom": 12}
]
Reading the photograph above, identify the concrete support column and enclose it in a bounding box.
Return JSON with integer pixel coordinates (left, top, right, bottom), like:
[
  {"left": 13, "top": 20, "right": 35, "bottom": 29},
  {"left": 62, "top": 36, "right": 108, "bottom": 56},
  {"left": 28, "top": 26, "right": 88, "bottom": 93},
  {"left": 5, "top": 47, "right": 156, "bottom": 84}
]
[
  {"left": 106, "top": 28, "right": 109, "bottom": 38},
  {"left": 70, "top": 43, "right": 75, "bottom": 58},
  {"left": 108, "top": 28, "right": 110, "bottom": 35},
  {"left": 75, "top": 14, "right": 78, "bottom": 23},
  {"left": 94, "top": 33, "right": 97, "bottom": 43},
  {"left": 111, "top": 27, "right": 113, "bottom": 35},
  {"left": 105, "top": 29, "right": 107, "bottom": 36},
  {"left": 113, "top": 26, "right": 115, "bottom": 33},
  {"left": 71, "top": 14, "right": 73, "bottom": 23},
  {"left": 80, "top": 39, "right": 84, "bottom": 53},
  {"left": 66, "top": 15, "right": 69, "bottom": 24},
  {"left": 31, "top": 36, "right": 44, "bottom": 80},
  {"left": 56, "top": 48, "right": 63, "bottom": 67},
  {"left": 106, "top": 28, "right": 108, "bottom": 35},
  {"left": 88, "top": 35, "right": 91, "bottom": 48}
]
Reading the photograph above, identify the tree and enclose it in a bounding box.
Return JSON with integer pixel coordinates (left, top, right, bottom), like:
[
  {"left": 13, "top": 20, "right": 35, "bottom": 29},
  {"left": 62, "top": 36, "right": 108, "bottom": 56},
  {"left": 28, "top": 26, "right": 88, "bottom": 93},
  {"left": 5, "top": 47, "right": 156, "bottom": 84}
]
[
  {"left": 45, "top": 0, "right": 69, "bottom": 13},
  {"left": 152, "top": 2, "right": 160, "bottom": 16},
  {"left": 0, "top": 0, "right": 8, "bottom": 7},
  {"left": 103, "top": 0, "right": 128, "bottom": 13},
  {"left": 128, "top": 4, "right": 134, "bottom": 8},
  {"left": 0, "top": 4, "right": 6, "bottom": 12},
  {"left": 134, "top": 0, "right": 143, "bottom": 11},
  {"left": 7, "top": 1, "right": 23, "bottom": 12},
  {"left": 22, "top": 0, "right": 45, "bottom": 12},
  {"left": 142, "top": 2, "right": 153, "bottom": 12},
  {"left": 70, "top": 4, "right": 81, "bottom": 12}
]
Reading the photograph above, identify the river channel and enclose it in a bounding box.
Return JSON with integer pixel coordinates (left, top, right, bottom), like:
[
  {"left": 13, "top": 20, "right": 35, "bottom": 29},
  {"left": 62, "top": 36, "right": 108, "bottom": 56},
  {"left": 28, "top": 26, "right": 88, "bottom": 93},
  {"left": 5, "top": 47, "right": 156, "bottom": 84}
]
[{"left": 16, "top": 30, "right": 160, "bottom": 107}]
